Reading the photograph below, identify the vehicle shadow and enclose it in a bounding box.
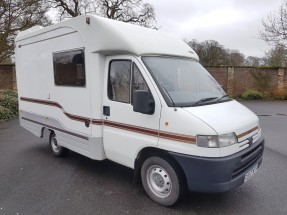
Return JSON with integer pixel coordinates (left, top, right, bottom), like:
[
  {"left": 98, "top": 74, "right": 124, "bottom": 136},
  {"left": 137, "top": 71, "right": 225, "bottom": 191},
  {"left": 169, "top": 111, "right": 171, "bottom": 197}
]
[{"left": 24, "top": 138, "right": 259, "bottom": 214}]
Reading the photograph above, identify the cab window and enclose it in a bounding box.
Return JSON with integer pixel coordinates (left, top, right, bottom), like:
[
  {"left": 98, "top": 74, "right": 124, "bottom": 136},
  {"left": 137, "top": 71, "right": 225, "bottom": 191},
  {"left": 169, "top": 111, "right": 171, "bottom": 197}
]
[
  {"left": 131, "top": 63, "right": 149, "bottom": 103},
  {"left": 108, "top": 60, "right": 131, "bottom": 103},
  {"left": 108, "top": 61, "right": 150, "bottom": 104}
]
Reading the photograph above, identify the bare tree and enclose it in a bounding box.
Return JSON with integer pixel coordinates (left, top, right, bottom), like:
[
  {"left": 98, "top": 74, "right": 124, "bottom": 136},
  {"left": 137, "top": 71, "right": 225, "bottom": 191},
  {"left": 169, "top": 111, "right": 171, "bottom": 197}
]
[
  {"left": 245, "top": 56, "right": 264, "bottom": 66},
  {"left": 188, "top": 40, "right": 229, "bottom": 66},
  {"left": 260, "top": 1, "right": 287, "bottom": 48},
  {"left": 188, "top": 40, "right": 246, "bottom": 66},
  {"left": 227, "top": 49, "right": 245, "bottom": 66},
  {"left": 0, "top": 0, "right": 50, "bottom": 63},
  {"left": 187, "top": 39, "right": 201, "bottom": 53},
  {"left": 265, "top": 45, "right": 287, "bottom": 67},
  {"left": 49, "top": 0, "right": 92, "bottom": 18},
  {"left": 49, "top": 0, "right": 157, "bottom": 28}
]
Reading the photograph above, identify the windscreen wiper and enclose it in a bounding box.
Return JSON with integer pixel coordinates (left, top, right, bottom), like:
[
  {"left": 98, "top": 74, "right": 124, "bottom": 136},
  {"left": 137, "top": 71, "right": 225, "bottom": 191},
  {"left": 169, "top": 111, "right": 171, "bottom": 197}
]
[
  {"left": 192, "top": 97, "right": 218, "bottom": 107},
  {"left": 217, "top": 94, "right": 230, "bottom": 103}
]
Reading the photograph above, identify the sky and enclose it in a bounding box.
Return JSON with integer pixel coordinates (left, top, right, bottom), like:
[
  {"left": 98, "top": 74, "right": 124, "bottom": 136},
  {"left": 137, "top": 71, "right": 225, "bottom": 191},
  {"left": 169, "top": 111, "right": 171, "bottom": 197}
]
[{"left": 145, "top": 0, "right": 284, "bottom": 57}]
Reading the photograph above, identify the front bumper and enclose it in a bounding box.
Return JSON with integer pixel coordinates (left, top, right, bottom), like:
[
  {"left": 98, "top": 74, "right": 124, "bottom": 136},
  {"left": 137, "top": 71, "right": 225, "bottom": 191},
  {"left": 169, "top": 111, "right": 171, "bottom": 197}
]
[{"left": 169, "top": 136, "right": 264, "bottom": 193}]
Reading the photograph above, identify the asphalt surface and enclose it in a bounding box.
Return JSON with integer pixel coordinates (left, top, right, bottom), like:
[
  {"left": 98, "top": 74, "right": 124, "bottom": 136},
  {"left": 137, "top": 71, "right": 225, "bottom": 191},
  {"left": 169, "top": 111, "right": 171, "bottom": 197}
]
[{"left": 0, "top": 101, "right": 286, "bottom": 215}]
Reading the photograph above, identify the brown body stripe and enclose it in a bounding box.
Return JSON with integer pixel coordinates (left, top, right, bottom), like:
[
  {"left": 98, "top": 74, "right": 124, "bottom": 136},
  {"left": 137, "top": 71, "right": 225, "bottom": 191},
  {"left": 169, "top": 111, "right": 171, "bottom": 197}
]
[
  {"left": 22, "top": 117, "right": 89, "bottom": 140},
  {"left": 20, "top": 97, "right": 196, "bottom": 144},
  {"left": 159, "top": 132, "right": 196, "bottom": 144},
  {"left": 92, "top": 119, "right": 104, "bottom": 125},
  {"left": 104, "top": 121, "right": 159, "bottom": 137},
  {"left": 21, "top": 97, "right": 90, "bottom": 123},
  {"left": 21, "top": 97, "right": 62, "bottom": 109},
  {"left": 64, "top": 112, "right": 90, "bottom": 122},
  {"left": 104, "top": 121, "right": 195, "bottom": 143},
  {"left": 237, "top": 126, "right": 259, "bottom": 139}
]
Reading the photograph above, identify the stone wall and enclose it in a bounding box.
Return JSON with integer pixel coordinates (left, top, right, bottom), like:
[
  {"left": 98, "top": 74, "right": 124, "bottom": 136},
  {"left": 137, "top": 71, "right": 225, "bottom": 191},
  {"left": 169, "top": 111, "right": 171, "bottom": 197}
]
[{"left": 0, "top": 64, "right": 286, "bottom": 96}]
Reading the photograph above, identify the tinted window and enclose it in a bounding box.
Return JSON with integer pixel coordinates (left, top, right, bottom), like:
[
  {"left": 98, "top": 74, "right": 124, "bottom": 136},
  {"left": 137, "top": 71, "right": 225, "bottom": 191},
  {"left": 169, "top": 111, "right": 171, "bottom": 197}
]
[
  {"left": 108, "top": 60, "right": 131, "bottom": 103},
  {"left": 53, "top": 49, "right": 85, "bottom": 86}
]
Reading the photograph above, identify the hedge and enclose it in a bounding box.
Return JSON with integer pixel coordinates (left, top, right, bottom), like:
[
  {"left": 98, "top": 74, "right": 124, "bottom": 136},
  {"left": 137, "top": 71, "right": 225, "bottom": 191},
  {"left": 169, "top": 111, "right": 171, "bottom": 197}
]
[{"left": 0, "top": 90, "right": 18, "bottom": 121}]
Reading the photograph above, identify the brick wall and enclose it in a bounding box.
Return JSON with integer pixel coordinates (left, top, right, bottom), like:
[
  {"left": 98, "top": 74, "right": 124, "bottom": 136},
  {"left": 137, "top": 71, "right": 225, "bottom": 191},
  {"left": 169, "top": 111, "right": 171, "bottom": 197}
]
[
  {"left": 206, "top": 66, "right": 286, "bottom": 96},
  {"left": 0, "top": 64, "right": 286, "bottom": 96},
  {"left": 205, "top": 66, "right": 228, "bottom": 92},
  {"left": 0, "top": 64, "right": 16, "bottom": 90}
]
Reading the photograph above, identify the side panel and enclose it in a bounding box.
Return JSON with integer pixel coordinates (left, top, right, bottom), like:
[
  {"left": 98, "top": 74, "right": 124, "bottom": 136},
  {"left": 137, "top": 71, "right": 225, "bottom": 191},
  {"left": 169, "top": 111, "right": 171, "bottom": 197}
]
[
  {"left": 89, "top": 53, "right": 106, "bottom": 159},
  {"left": 20, "top": 111, "right": 106, "bottom": 160},
  {"left": 15, "top": 27, "right": 98, "bottom": 158},
  {"left": 158, "top": 107, "right": 220, "bottom": 158}
]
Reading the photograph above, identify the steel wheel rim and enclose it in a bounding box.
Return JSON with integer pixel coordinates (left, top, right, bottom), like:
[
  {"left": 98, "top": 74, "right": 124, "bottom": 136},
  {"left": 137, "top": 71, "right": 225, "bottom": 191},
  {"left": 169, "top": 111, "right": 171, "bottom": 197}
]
[
  {"left": 51, "top": 136, "right": 60, "bottom": 153},
  {"left": 146, "top": 165, "right": 172, "bottom": 198}
]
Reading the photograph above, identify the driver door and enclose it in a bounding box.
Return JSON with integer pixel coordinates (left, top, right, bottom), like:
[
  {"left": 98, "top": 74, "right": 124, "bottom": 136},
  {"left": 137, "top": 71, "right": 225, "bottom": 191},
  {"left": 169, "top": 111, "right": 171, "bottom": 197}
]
[{"left": 102, "top": 55, "right": 161, "bottom": 168}]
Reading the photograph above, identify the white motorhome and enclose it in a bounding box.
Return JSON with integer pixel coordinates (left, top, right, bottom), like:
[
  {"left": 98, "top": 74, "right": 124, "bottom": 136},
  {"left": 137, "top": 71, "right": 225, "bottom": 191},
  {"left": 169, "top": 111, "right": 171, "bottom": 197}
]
[{"left": 15, "top": 15, "right": 264, "bottom": 206}]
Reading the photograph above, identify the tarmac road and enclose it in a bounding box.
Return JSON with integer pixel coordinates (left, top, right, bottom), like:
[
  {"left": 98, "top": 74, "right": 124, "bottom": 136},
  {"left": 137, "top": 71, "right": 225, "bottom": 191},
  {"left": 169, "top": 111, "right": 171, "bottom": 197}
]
[{"left": 0, "top": 101, "right": 286, "bottom": 215}]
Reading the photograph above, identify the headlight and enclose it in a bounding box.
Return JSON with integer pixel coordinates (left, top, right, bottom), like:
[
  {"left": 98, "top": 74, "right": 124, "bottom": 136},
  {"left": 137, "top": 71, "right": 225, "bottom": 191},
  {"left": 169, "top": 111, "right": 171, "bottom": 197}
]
[
  {"left": 218, "top": 133, "right": 237, "bottom": 147},
  {"left": 197, "top": 135, "right": 219, "bottom": 148},
  {"left": 197, "top": 133, "right": 237, "bottom": 148}
]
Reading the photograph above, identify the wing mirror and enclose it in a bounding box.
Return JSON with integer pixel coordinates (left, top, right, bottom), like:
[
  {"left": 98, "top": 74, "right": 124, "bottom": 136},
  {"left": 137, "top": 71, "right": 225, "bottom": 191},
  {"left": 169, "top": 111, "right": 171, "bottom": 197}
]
[{"left": 132, "top": 90, "right": 155, "bottom": 115}]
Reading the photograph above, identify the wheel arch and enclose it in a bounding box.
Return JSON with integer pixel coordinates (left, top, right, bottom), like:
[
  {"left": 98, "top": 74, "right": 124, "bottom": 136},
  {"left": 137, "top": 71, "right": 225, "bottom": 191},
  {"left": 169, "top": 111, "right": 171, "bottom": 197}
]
[{"left": 133, "top": 147, "right": 187, "bottom": 187}]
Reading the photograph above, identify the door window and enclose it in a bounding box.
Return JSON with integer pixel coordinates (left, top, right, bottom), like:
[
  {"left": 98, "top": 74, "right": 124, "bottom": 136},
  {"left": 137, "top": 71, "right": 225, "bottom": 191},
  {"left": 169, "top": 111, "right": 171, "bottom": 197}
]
[
  {"left": 108, "top": 60, "right": 131, "bottom": 103},
  {"left": 108, "top": 60, "right": 150, "bottom": 104},
  {"left": 131, "top": 63, "right": 149, "bottom": 103}
]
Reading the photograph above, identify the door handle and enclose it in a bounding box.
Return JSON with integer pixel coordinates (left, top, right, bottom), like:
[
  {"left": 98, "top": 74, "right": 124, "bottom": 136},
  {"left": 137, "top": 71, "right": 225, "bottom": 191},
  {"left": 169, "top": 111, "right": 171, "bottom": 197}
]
[
  {"left": 103, "top": 106, "right": 110, "bottom": 116},
  {"left": 85, "top": 120, "right": 90, "bottom": 127}
]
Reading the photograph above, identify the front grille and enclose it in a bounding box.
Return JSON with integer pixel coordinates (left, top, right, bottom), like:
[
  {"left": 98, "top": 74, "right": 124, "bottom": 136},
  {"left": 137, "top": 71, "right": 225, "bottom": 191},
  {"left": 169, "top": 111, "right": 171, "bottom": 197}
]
[
  {"left": 232, "top": 143, "right": 264, "bottom": 179},
  {"left": 241, "top": 144, "right": 263, "bottom": 161}
]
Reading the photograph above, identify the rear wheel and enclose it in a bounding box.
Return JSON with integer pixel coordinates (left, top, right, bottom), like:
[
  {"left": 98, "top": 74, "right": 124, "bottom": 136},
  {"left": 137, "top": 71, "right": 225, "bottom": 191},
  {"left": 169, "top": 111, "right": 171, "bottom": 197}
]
[
  {"left": 141, "top": 156, "right": 185, "bottom": 206},
  {"left": 49, "top": 131, "right": 68, "bottom": 157}
]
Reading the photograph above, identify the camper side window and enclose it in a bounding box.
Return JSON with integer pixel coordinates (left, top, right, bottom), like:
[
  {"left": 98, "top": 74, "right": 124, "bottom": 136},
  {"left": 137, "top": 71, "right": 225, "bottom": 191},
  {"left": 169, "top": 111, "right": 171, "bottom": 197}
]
[
  {"left": 53, "top": 49, "right": 85, "bottom": 86},
  {"left": 108, "top": 60, "right": 131, "bottom": 103}
]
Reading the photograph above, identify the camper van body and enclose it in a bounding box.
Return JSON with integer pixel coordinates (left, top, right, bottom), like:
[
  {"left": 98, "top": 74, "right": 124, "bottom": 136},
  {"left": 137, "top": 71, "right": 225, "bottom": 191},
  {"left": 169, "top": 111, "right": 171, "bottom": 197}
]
[{"left": 15, "top": 15, "right": 264, "bottom": 206}]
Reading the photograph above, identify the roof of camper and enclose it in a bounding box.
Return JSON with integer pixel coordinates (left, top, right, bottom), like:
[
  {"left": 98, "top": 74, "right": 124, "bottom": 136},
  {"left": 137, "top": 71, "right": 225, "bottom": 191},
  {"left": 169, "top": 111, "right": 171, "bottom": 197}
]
[{"left": 16, "top": 15, "right": 198, "bottom": 59}]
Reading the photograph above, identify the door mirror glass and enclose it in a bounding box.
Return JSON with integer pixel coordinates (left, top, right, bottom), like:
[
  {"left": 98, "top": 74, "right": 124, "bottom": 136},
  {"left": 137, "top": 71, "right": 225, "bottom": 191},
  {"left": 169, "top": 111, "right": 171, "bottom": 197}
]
[{"left": 132, "top": 90, "right": 155, "bottom": 115}]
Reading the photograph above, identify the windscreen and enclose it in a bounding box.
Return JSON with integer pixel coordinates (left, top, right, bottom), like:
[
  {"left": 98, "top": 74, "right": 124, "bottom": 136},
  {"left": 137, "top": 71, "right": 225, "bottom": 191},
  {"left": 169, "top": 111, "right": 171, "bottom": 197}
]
[{"left": 142, "top": 56, "right": 227, "bottom": 107}]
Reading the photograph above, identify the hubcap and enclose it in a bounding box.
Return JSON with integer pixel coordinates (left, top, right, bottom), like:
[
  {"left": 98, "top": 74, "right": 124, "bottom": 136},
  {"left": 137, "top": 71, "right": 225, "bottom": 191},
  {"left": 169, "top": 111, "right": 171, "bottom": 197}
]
[
  {"left": 51, "top": 136, "right": 60, "bottom": 153},
  {"left": 146, "top": 165, "right": 172, "bottom": 198}
]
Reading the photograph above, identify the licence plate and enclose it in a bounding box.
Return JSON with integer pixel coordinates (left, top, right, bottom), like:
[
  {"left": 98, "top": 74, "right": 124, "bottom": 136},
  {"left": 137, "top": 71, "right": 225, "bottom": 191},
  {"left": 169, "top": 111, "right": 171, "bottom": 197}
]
[{"left": 244, "top": 164, "right": 259, "bottom": 183}]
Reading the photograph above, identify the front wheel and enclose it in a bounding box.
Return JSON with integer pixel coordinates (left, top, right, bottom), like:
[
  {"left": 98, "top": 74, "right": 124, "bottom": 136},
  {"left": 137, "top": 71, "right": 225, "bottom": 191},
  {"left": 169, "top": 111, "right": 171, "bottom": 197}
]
[
  {"left": 141, "top": 156, "right": 185, "bottom": 206},
  {"left": 49, "top": 132, "right": 68, "bottom": 157}
]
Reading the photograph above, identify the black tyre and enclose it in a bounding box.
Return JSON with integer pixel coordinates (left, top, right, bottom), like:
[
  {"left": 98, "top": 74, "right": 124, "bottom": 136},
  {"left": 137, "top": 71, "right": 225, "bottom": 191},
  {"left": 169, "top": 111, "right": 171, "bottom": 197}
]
[
  {"left": 141, "top": 156, "right": 185, "bottom": 206},
  {"left": 49, "top": 132, "right": 68, "bottom": 157}
]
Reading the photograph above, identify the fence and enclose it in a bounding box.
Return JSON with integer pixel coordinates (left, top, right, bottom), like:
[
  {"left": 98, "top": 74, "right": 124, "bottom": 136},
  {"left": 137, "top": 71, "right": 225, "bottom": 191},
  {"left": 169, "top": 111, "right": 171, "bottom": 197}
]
[{"left": 1, "top": 64, "right": 286, "bottom": 96}]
